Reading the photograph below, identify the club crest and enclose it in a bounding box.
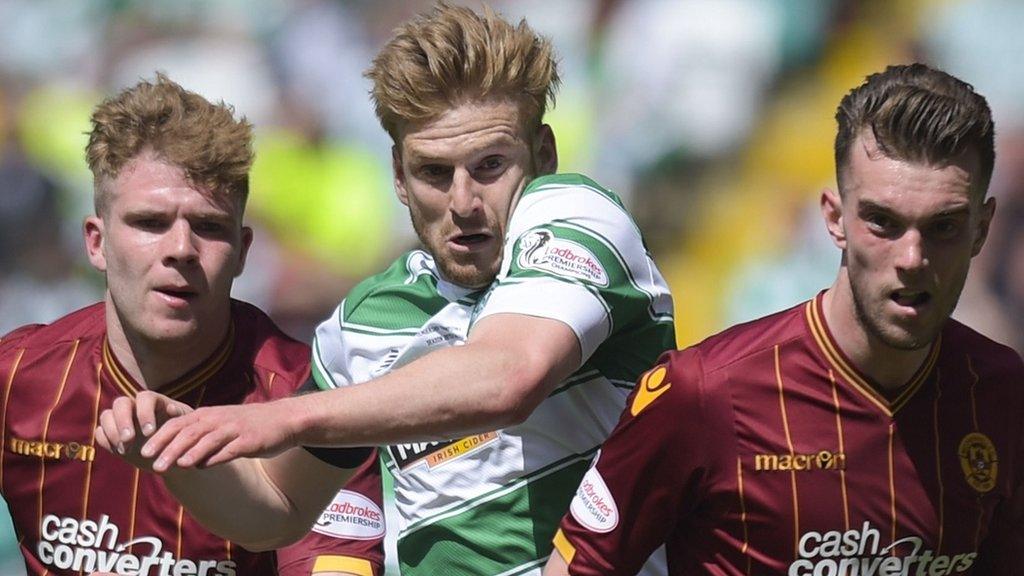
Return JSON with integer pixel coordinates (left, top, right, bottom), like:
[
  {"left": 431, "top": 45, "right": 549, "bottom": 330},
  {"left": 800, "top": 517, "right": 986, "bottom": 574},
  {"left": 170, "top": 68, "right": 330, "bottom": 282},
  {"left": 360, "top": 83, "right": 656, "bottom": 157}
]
[{"left": 958, "top": 432, "right": 998, "bottom": 493}]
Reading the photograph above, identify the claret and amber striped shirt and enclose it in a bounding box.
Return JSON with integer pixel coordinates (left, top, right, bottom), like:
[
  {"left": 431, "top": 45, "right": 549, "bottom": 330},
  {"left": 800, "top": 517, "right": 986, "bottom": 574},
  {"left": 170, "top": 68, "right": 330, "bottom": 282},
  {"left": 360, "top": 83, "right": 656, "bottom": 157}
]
[
  {"left": 555, "top": 292, "right": 1024, "bottom": 575},
  {"left": 0, "top": 301, "right": 378, "bottom": 576}
]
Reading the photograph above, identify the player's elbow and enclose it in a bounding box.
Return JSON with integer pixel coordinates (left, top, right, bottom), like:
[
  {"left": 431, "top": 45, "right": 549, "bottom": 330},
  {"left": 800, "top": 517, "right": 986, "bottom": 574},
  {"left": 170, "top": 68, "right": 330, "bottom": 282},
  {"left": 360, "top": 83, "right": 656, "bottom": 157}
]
[
  {"left": 219, "top": 500, "right": 321, "bottom": 552},
  {"left": 462, "top": 338, "right": 564, "bottom": 427},
  {"left": 487, "top": 365, "right": 550, "bottom": 427}
]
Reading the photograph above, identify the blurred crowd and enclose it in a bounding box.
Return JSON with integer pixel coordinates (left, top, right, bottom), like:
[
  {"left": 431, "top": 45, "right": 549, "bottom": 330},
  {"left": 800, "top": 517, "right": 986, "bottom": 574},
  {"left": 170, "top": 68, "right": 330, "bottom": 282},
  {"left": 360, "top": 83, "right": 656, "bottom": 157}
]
[{"left": 0, "top": 0, "right": 1022, "bottom": 572}]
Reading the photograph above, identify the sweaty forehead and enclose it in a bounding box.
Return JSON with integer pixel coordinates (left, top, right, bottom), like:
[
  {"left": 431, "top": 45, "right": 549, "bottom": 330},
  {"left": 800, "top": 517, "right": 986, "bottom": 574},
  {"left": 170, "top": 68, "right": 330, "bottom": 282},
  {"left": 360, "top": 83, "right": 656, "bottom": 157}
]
[
  {"left": 111, "top": 156, "right": 189, "bottom": 189},
  {"left": 842, "top": 131, "right": 984, "bottom": 202},
  {"left": 106, "top": 157, "right": 237, "bottom": 216},
  {"left": 843, "top": 130, "right": 978, "bottom": 194},
  {"left": 399, "top": 100, "right": 527, "bottom": 159}
]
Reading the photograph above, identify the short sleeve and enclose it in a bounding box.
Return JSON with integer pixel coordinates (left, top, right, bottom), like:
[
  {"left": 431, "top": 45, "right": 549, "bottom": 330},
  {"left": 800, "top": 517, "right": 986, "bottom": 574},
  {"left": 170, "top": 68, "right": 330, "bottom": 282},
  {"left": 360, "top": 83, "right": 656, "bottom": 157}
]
[
  {"left": 311, "top": 301, "right": 365, "bottom": 391},
  {"left": 476, "top": 177, "right": 673, "bottom": 362},
  {"left": 276, "top": 452, "right": 387, "bottom": 575},
  {"left": 555, "top": 349, "right": 707, "bottom": 575}
]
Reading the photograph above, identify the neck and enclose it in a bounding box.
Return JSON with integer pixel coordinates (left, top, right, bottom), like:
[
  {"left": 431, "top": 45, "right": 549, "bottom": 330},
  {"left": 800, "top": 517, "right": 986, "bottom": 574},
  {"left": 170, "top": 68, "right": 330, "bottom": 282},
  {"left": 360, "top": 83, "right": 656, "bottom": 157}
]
[
  {"left": 104, "top": 297, "right": 230, "bottom": 391},
  {"left": 822, "top": 276, "right": 932, "bottom": 393}
]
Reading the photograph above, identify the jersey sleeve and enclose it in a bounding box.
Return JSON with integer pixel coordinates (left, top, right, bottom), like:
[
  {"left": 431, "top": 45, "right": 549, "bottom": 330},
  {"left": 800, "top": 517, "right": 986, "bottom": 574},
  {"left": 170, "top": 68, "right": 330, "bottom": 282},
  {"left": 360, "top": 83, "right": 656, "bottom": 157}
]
[
  {"left": 311, "top": 301, "right": 361, "bottom": 391},
  {"left": 0, "top": 324, "right": 40, "bottom": 357},
  {"left": 475, "top": 176, "right": 673, "bottom": 362},
  {"left": 276, "top": 451, "right": 387, "bottom": 575},
  {"left": 554, "top": 349, "right": 708, "bottom": 575}
]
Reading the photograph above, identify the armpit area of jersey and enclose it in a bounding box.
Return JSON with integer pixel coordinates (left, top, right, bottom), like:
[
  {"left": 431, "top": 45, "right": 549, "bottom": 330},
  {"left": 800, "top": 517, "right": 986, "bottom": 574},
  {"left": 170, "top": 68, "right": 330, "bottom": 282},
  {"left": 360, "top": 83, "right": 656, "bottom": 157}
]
[{"left": 302, "top": 444, "right": 374, "bottom": 469}]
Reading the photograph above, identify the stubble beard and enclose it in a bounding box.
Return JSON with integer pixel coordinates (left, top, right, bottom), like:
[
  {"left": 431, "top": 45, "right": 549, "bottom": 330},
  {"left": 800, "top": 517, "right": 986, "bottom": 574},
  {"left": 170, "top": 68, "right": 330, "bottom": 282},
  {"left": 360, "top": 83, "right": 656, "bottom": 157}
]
[
  {"left": 409, "top": 210, "right": 500, "bottom": 289},
  {"left": 848, "top": 270, "right": 951, "bottom": 352}
]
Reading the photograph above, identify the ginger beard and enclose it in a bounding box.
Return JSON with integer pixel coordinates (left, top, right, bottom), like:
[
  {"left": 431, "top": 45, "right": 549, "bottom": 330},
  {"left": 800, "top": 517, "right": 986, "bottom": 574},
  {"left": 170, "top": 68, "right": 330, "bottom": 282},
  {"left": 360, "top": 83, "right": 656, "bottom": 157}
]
[{"left": 407, "top": 197, "right": 507, "bottom": 289}]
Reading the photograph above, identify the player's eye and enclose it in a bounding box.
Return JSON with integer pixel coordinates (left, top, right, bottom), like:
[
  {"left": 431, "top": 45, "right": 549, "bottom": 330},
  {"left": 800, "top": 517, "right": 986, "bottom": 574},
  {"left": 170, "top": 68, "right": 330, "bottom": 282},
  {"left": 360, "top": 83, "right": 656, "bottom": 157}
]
[
  {"left": 472, "top": 156, "right": 507, "bottom": 183},
  {"left": 192, "top": 220, "right": 228, "bottom": 235},
  {"left": 928, "top": 219, "right": 962, "bottom": 240},
  {"left": 418, "top": 164, "right": 452, "bottom": 182},
  {"left": 132, "top": 217, "right": 168, "bottom": 231},
  {"left": 864, "top": 212, "right": 897, "bottom": 235},
  {"left": 477, "top": 156, "right": 504, "bottom": 173}
]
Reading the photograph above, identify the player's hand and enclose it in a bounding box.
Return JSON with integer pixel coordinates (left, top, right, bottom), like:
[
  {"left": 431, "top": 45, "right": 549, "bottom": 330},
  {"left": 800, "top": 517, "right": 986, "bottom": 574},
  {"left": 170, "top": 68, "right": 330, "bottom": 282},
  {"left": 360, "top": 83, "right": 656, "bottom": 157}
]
[
  {"left": 94, "top": 391, "right": 192, "bottom": 471},
  {"left": 140, "top": 399, "right": 300, "bottom": 472}
]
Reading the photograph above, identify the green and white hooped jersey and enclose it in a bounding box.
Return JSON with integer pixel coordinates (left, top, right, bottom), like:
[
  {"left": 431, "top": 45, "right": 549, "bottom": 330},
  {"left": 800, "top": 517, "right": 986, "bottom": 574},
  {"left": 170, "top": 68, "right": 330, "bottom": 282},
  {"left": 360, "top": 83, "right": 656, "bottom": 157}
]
[{"left": 312, "top": 173, "right": 675, "bottom": 575}]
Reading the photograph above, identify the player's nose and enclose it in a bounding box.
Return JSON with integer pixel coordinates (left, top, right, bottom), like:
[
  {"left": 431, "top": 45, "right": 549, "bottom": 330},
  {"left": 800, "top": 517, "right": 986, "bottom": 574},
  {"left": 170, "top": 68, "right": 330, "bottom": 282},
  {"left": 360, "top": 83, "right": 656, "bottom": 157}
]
[
  {"left": 894, "top": 229, "right": 927, "bottom": 272},
  {"left": 449, "top": 169, "right": 483, "bottom": 218},
  {"left": 162, "top": 219, "right": 200, "bottom": 266}
]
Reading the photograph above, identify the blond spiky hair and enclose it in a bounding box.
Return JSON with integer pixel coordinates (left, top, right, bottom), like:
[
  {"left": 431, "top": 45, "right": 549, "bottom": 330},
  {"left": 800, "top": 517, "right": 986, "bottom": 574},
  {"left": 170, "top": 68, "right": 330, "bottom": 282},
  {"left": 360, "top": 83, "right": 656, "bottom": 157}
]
[
  {"left": 365, "top": 2, "right": 560, "bottom": 141},
  {"left": 86, "top": 73, "right": 253, "bottom": 213}
]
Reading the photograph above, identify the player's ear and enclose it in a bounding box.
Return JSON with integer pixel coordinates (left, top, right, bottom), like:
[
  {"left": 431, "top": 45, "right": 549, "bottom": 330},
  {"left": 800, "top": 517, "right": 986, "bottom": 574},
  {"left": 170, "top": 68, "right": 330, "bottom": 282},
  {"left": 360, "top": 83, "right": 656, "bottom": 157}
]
[
  {"left": 971, "top": 196, "right": 996, "bottom": 257},
  {"left": 821, "top": 188, "right": 847, "bottom": 250},
  {"left": 235, "top": 226, "right": 254, "bottom": 277},
  {"left": 393, "top": 144, "right": 409, "bottom": 207},
  {"left": 83, "top": 215, "right": 107, "bottom": 272},
  {"left": 533, "top": 124, "right": 557, "bottom": 176}
]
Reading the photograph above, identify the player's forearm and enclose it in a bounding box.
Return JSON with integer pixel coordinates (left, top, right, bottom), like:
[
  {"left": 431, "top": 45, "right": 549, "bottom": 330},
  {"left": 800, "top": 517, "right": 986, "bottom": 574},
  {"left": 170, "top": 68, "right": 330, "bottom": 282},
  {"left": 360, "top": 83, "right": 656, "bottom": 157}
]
[
  {"left": 160, "top": 457, "right": 312, "bottom": 551},
  {"left": 296, "top": 341, "right": 558, "bottom": 447}
]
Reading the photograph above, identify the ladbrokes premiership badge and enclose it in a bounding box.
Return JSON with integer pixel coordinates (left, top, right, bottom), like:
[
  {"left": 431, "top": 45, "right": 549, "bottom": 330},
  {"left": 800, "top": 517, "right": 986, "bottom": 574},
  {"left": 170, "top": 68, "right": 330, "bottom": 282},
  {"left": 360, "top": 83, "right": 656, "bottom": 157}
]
[{"left": 958, "top": 432, "right": 998, "bottom": 493}]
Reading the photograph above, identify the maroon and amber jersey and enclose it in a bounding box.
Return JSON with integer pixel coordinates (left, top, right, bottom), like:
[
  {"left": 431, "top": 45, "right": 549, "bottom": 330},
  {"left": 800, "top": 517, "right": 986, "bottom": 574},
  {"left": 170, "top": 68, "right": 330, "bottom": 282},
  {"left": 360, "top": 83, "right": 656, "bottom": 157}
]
[
  {"left": 555, "top": 293, "right": 1024, "bottom": 575},
  {"left": 0, "top": 301, "right": 379, "bottom": 576},
  {"left": 304, "top": 450, "right": 386, "bottom": 576}
]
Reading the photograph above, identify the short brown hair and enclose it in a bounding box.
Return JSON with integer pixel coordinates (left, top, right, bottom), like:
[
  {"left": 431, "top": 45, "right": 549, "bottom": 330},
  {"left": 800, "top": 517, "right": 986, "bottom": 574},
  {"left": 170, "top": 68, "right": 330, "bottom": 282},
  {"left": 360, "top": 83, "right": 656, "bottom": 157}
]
[
  {"left": 365, "top": 2, "right": 559, "bottom": 142},
  {"left": 835, "top": 63, "right": 995, "bottom": 195},
  {"left": 86, "top": 73, "right": 253, "bottom": 214}
]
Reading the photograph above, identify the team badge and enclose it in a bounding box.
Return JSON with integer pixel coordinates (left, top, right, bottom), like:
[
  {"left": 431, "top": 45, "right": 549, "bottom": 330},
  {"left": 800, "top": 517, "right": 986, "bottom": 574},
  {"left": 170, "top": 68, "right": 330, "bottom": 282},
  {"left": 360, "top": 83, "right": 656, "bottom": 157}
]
[
  {"left": 630, "top": 365, "right": 671, "bottom": 416},
  {"left": 958, "top": 432, "right": 998, "bottom": 493}
]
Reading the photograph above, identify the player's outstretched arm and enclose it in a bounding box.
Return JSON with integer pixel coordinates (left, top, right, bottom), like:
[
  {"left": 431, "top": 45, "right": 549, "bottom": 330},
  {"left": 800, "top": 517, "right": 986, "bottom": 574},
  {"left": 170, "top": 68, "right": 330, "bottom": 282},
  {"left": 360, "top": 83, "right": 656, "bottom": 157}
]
[
  {"left": 139, "top": 394, "right": 309, "bottom": 472},
  {"left": 140, "top": 312, "right": 581, "bottom": 469},
  {"left": 95, "top": 393, "right": 359, "bottom": 551}
]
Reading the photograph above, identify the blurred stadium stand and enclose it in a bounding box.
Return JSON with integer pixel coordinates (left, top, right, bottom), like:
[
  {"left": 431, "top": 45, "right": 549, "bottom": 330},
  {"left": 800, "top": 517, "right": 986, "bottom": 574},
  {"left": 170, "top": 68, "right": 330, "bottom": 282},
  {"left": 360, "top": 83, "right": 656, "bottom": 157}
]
[{"left": 0, "top": 0, "right": 1021, "bottom": 573}]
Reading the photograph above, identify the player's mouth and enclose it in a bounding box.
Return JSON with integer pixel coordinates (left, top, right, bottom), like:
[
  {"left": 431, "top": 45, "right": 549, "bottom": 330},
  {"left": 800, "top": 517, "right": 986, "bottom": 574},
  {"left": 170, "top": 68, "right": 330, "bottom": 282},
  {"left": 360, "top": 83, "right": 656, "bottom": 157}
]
[
  {"left": 889, "top": 289, "right": 931, "bottom": 312},
  {"left": 448, "top": 232, "right": 494, "bottom": 253},
  {"left": 154, "top": 286, "right": 199, "bottom": 308}
]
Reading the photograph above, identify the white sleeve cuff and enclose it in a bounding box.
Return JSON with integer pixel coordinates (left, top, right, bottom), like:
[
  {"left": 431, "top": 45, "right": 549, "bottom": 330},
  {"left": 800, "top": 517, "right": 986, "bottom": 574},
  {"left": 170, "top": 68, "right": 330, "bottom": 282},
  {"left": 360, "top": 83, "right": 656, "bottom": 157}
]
[{"left": 475, "top": 278, "right": 611, "bottom": 363}]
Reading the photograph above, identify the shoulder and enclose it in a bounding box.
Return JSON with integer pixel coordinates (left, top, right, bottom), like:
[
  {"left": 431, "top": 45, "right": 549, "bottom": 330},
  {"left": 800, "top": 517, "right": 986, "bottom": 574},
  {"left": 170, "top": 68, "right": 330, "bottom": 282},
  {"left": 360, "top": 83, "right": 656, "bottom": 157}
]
[
  {"left": 650, "top": 302, "right": 807, "bottom": 403},
  {"left": 339, "top": 250, "right": 448, "bottom": 330},
  {"left": 638, "top": 307, "right": 806, "bottom": 422},
  {"left": 691, "top": 301, "right": 809, "bottom": 375},
  {"left": 941, "top": 319, "right": 1024, "bottom": 381},
  {"left": 0, "top": 303, "right": 105, "bottom": 357},
  {"left": 504, "top": 173, "right": 652, "bottom": 286},
  {"left": 512, "top": 173, "right": 634, "bottom": 230},
  {"left": 230, "top": 300, "right": 310, "bottom": 389},
  {"left": 521, "top": 173, "right": 626, "bottom": 207}
]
